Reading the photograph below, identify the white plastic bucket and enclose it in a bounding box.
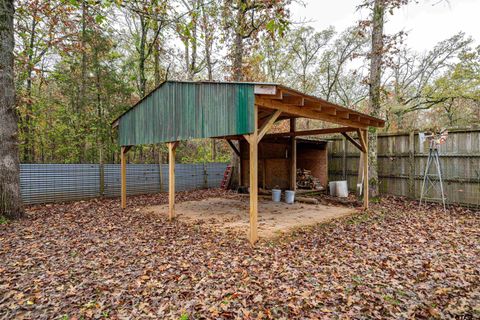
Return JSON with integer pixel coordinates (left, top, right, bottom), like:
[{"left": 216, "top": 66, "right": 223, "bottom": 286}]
[
  {"left": 335, "top": 180, "right": 349, "bottom": 198},
  {"left": 285, "top": 190, "right": 295, "bottom": 204},
  {"left": 272, "top": 189, "right": 281, "bottom": 202},
  {"left": 329, "top": 181, "right": 337, "bottom": 196}
]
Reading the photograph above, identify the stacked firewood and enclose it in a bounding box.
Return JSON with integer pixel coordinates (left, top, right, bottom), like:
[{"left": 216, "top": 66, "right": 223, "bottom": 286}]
[{"left": 296, "top": 168, "right": 323, "bottom": 190}]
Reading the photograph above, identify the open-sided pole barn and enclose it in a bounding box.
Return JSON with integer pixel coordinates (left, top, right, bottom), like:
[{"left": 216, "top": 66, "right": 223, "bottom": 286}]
[{"left": 112, "top": 81, "right": 385, "bottom": 244}]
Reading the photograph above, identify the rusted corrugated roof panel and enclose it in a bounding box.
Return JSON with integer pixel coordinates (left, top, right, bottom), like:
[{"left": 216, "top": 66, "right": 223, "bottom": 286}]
[{"left": 119, "top": 82, "right": 254, "bottom": 146}]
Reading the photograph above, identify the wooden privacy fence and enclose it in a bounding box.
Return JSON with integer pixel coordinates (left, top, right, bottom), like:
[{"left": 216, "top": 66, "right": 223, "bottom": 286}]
[
  {"left": 328, "top": 128, "right": 480, "bottom": 207},
  {"left": 20, "top": 163, "right": 228, "bottom": 205}
]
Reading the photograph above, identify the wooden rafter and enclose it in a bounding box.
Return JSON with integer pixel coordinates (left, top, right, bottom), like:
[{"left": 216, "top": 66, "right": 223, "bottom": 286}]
[{"left": 280, "top": 95, "right": 305, "bottom": 106}]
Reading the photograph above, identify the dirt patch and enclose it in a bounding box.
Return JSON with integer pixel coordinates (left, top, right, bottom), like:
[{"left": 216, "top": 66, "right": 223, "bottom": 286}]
[{"left": 146, "top": 196, "right": 356, "bottom": 238}]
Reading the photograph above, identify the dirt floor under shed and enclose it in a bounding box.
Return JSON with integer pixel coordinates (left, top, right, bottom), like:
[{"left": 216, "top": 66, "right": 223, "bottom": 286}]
[{"left": 146, "top": 196, "right": 356, "bottom": 238}]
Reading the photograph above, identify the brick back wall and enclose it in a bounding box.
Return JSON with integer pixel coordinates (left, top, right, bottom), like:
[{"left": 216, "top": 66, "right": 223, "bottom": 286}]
[
  {"left": 297, "top": 148, "right": 328, "bottom": 187},
  {"left": 240, "top": 139, "right": 328, "bottom": 190}
]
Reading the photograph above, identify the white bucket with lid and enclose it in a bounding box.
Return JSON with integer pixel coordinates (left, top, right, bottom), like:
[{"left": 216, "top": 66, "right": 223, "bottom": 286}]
[
  {"left": 272, "top": 189, "right": 281, "bottom": 202},
  {"left": 329, "top": 181, "right": 337, "bottom": 196},
  {"left": 285, "top": 190, "right": 295, "bottom": 204},
  {"left": 335, "top": 180, "right": 349, "bottom": 198}
]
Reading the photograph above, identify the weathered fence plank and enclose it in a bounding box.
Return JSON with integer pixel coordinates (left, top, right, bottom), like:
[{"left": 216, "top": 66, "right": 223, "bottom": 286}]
[{"left": 328, "top": 129, "right": 480, "bottom": 207}]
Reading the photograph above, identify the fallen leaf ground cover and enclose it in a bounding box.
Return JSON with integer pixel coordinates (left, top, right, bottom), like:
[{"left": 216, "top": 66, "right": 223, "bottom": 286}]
[{"left": 0, "top": 190, "right": 479, "bottom": 319}]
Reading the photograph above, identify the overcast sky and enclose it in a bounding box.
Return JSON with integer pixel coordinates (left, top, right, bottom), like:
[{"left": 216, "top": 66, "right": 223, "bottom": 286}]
[{"left": 290, "top": 0, "right": 479, "bottom": 52}]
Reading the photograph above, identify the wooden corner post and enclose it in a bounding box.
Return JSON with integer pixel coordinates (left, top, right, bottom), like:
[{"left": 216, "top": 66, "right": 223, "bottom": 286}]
[
  {"left": 362, "top": 129, "right": 369, "bottom": 210},
  {"left": 244, "top": 105, "right": 259, "bottom": 245},
  {"left": 168, "top": 142, "right": 178, "bottom": 220},
  {"left": 120, "top": 146, "right": 131, "bottom": 209},
  {"left": 290, "top": 118, "right": 296, "bottom": 190}
]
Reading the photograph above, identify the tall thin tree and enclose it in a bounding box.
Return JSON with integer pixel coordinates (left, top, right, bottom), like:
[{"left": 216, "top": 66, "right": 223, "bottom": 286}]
[
  {"left": 0, "top": 0, "right": 24, "bottom": 218},
  {"left": 366, "top": 0, "right": 385, "bottom": 198}
]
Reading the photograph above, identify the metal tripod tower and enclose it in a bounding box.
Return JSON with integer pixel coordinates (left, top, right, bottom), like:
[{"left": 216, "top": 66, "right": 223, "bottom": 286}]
[{"left": 419, "top": 138, "right": 447, "bottom": 211}]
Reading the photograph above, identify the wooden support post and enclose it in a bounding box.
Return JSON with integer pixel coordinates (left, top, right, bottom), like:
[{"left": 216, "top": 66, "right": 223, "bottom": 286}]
[
  {"left": 362, "top": 130, "right": 369, "bottom": 210},
  {"left": 168, "top": 142, "right": 178, "bottom": 220},
  {"left": 120, "top": 146, "right": 131, "bottom": 209},
  {"left": 342, "top": 137, "right": 347, "bottom": 180},
  {"left": 239, "top": 141, "right": 243, "bottom": 186},
  {"left": 247, "top": 105, "right": 259, "bottom": 245},
  {"left": 290, "top": 118, "right": 296, "bottom": 191},
  {"left": 356, "top": 129, "right": 367, "bottom": 153}
]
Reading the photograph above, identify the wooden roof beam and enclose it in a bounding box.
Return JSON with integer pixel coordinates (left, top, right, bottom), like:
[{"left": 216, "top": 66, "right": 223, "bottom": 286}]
[
  {"left": 255, "top": 97, "right": 367, "bottom": 129},
  {"left": 265, "top": 126, "right": 357, "bottom": 138}
]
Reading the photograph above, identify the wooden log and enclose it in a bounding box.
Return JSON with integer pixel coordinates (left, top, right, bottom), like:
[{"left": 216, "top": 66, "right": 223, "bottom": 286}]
[{"left": 296, "top": 196, "right": 319, "bottom": 204}]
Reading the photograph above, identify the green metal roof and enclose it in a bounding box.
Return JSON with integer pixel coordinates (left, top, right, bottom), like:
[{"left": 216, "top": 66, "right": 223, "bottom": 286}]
[{"left": 117, "top": 81, "right": 255, "bottom": 146}]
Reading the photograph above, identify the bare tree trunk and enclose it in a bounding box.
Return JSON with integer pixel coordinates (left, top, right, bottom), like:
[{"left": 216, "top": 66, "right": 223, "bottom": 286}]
[
  {"left": 367, "top": 0, "right": 385, "bottom": 198},
  {"left": 23, "top": 11, "right": 37, "bottom": 163},
  {"left": 153, "top": 18, "right": 161, "bottom": 86},
  {"left": 189, "top": 13, "right": 198, "bottom": 80},
  {"left": 79, "top": 0, "right": 88, "bottom": 162},
  {"left": 0, "top": 0, "right": 24, "bottom": 218},
  {"left": 232, "top": 4, "right": 244, "bottom": 81},
  {"left": 202, "top": 1, "right": 214, "bottom": 81},
  {"left": 138, "top": 16, "right": 147, "bottom": 97},
  {"left": 228, "top": 2, "right": 246, "bottom": 188}
]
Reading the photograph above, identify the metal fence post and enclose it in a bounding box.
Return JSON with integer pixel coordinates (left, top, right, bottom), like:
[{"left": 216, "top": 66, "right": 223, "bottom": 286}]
[
  {"left": 203, "top": 163, "right": 208, "bottom": 189},
  {"left": 159, "top": 151, "right": 163, "bottom": 193},
  {"left": 99, "top": 163, "right": 105, "bottom": 196}
]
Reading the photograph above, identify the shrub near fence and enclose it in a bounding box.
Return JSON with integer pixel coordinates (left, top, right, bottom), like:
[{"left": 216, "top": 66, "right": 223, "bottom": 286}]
[
  {"left": 328, "top": 128, "right": 480, "bottom": 208},
  {"left": 20, "top": 163, "right": 228, "bottom": 205}
]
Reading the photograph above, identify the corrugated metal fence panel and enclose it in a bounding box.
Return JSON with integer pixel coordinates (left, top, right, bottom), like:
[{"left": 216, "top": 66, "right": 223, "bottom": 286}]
[
  {"left": 206, "top": 163, "right": 227, "bottom": 188},
  {"left": 328, "top": 129, "right": 480, "bottom": 207},
  {"left": 104, "top": 164, "right": 161, "bottom": 197},
  {"left": 20, "top": 164, "right": 100, "bottom": 204},
  {"left": 19, "top": 163, "right": 229, "bottom": 204},
  {"left": 175, "top": 164, "right": 205, "bottom": 191}
]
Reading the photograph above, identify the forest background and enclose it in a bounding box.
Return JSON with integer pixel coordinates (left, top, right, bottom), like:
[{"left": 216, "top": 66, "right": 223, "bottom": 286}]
[{"left": 14, "top": 0, "right": 480, "bottom": 165}]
